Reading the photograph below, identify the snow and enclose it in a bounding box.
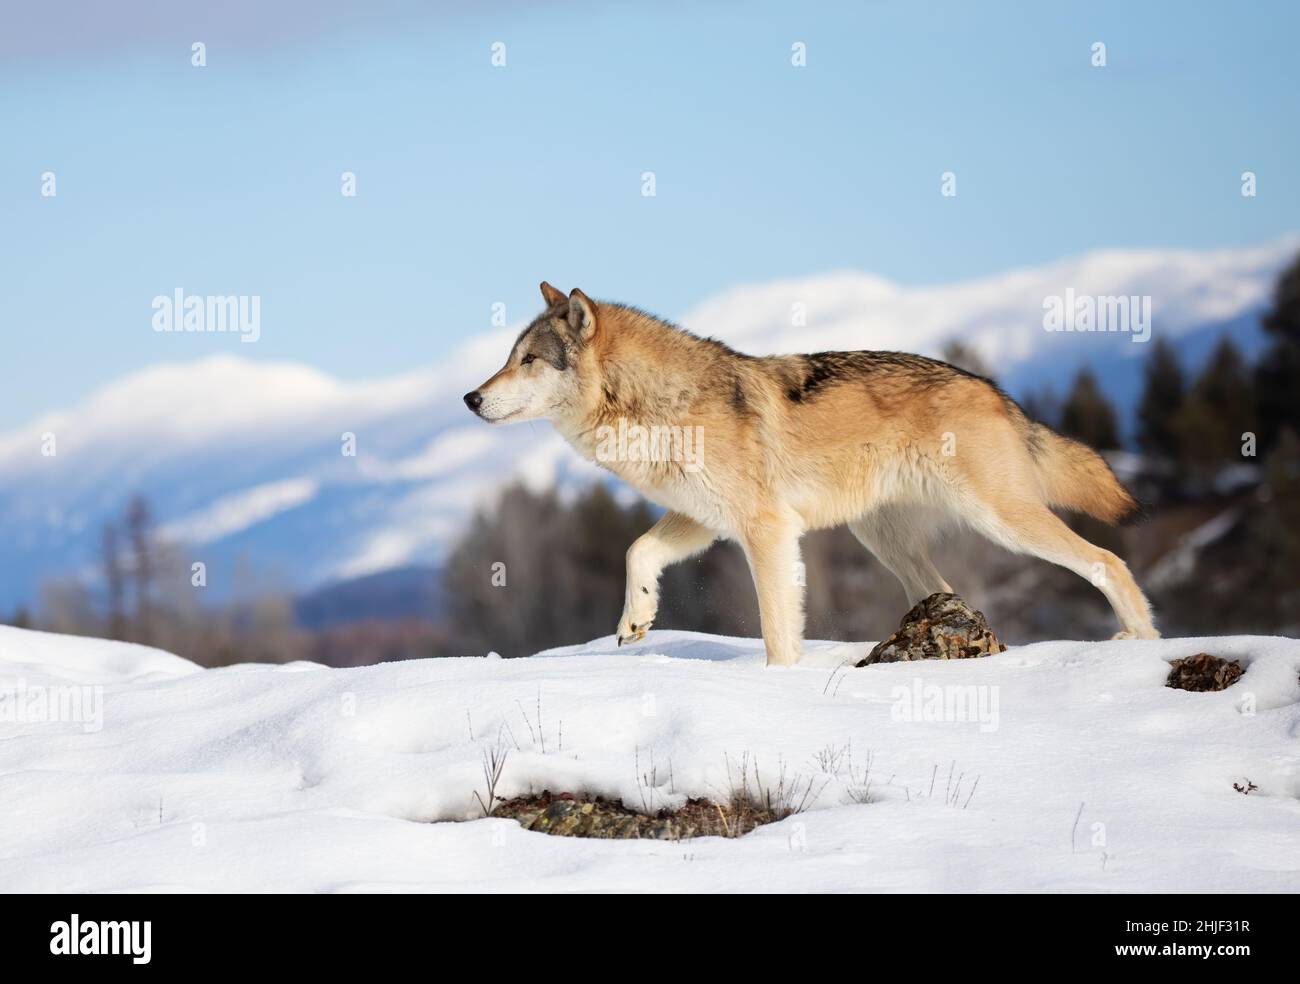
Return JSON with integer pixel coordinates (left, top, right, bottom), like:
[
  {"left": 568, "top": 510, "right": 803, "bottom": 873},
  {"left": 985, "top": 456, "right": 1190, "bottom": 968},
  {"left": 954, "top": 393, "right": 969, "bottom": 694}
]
[
  {"left": 2, "top": 625, "right": 1298, "bottom": 892},
  {"left": 676, "top": 236, "right": 1296, "bottom": 369},
  {"left": 159, "top": 477, "right": 320, "bottom": 545}
]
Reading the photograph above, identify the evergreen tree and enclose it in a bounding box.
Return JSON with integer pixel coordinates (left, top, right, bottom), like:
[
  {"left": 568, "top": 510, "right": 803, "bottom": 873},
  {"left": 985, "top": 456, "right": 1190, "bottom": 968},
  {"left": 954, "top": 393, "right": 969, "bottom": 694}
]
[
  {"left": 941, "top": 340, "right": 994, "bottom": 380},
  {"left": 1176, "top": 336, "right": 1255, "bottom": 475},
  {"left": 1253, "top": 429, "right": 1300, "bottom": 628},
  {"left": 1059, "top": 368, "right": 1121, "bottom": 450},
  {"left": 1019, "top": 386, "right": 1060, "bottom": 428},
  {"left": 1198, "top": 336, "right": 1254, "bottom": 425},
  {"left": 1135, "top": 337, "right": 1184, "bottom": 458},
  {"left": 1256, "top": 253, "right": 1300, "bottom": 452}
]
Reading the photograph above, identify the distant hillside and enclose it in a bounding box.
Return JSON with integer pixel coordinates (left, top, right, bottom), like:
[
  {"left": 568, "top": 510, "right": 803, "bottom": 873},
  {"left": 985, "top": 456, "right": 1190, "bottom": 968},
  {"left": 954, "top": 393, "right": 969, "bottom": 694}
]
[
  {"left": 293, "top": 566, "right": 445, "bottom": 630},
  {"left": 0, "top": 237, "right": 1294, "bottom": 612}
]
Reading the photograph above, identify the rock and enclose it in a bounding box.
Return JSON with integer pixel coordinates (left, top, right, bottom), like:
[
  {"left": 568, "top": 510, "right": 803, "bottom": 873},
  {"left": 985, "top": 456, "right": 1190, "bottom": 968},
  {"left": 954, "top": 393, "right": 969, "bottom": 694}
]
[
  {"left": 521, "top": 799, "right": 644, "bottom": 838},
  {"left": 856, "top": 592, "right": 1006, "bottom": 666},
  {"left": 493, "top": 792, "right": 777, "bottom": 840},
  {"left": 1166, "top": 652, "right": 1244, "bottom": 692}
]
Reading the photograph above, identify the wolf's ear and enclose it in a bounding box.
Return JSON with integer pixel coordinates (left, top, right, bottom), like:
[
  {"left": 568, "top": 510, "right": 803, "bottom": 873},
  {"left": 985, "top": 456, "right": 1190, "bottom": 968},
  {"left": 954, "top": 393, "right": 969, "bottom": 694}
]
[
  {"left": 539, "top": 281, "right": 566, "bottom": 308},
  {"left": 567, "top": 288, "right": 597, "bottom": 341}
]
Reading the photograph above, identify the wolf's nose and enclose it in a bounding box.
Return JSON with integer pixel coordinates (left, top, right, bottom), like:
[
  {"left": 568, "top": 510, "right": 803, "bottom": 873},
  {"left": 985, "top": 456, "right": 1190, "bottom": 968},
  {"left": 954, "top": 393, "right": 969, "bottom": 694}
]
[{"left": 463, "top": 391, "right": 483, "bottom": 412}]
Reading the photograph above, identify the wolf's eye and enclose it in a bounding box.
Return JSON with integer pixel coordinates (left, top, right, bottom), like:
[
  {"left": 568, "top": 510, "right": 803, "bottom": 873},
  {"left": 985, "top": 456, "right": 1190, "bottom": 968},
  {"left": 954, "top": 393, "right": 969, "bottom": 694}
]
[{"left": 521, "top": 354, "right": 537, "bottom": 365}]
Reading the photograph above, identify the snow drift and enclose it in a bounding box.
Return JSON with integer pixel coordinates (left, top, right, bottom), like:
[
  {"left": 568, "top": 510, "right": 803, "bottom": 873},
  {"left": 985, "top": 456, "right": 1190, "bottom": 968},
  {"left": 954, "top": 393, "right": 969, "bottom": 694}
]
[{"left": 2, "top": 625, "right": 1298, "bottom": 892}]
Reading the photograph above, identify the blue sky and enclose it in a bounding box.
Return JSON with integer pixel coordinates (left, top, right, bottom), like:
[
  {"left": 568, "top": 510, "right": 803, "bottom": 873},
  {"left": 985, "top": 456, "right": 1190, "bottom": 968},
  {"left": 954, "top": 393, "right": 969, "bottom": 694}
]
[{"left": 2, "top": 0, "right": 1297, "bottom": 430}]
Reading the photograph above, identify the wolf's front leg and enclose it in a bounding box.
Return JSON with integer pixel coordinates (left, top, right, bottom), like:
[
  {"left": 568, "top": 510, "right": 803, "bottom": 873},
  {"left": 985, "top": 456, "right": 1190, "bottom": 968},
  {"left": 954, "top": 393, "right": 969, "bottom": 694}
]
[
  {"left": 739, "top": 511, "right": 805, "bottom": 667},
  {"left": 616, "top": 511, "right": 717, "bottom": 646}
]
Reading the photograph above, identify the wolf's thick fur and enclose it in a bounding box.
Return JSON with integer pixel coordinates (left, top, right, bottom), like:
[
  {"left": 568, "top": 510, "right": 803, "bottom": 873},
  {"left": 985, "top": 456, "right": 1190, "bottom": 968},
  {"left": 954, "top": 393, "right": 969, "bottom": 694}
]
[{"left": 466, "top": 284, "right": 1158, "bottom": 665}]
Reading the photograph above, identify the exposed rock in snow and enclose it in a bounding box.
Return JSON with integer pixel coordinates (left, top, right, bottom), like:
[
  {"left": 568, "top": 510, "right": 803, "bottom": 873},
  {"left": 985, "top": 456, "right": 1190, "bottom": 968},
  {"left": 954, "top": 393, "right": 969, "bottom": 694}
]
[
  {"left": 1166, "top": 652, "right": 1246, "bottom": 692},
  {"left": 857, "top": 593, "right": 1006, "bottom": 666},
  {"left": 496, "top": 793, "right": 773, "bottom": 840}
]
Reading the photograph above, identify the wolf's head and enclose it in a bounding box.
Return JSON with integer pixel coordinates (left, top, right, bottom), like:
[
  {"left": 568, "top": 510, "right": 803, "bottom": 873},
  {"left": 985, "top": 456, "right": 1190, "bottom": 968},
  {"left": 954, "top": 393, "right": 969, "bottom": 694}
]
[{"left": 463, "top": 282, "right": 599, "bottom": 424}]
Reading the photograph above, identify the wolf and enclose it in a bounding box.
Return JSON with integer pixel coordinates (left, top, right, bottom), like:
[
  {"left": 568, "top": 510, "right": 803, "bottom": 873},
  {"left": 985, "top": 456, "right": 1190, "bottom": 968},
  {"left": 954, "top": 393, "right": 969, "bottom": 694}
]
[{"left": 464, "top": 282, "right": 1158, "bottom": 666}]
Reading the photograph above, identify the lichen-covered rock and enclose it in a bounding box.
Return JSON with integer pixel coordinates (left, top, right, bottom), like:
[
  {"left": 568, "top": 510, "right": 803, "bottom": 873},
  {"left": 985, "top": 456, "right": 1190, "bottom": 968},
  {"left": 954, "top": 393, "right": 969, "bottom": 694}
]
[
  {"left": 856, "top": 592, "right": 1006, "bottom": 666},
  {"left": 521, "top": 799, "right": 645, "bottom": 838},
  {"left": 1166, "top": 652, "right": 1244, "bottom": 692},
  {"left": 494, "top": 792, "right": 775, "bottom": 840}
]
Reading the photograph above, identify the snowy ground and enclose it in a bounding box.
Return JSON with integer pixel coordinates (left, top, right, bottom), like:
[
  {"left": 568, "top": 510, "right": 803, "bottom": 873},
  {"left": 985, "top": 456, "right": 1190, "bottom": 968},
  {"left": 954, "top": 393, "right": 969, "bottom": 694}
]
[{"left": 1, "top": 625, "right": 1298, "bottom": 892}]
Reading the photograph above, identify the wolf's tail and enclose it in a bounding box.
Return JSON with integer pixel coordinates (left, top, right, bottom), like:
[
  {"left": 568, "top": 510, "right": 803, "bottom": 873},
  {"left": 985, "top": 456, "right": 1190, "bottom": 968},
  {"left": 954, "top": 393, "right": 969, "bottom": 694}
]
[{"left": 1027, "top": 423, "right": 1140, "bottom": 525}]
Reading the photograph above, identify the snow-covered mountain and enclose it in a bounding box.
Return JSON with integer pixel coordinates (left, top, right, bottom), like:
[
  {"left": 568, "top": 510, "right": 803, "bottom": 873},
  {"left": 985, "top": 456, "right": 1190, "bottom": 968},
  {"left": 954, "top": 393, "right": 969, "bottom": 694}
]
[
  {"left": 1, "top": 238, "right": 1294, "bottom": 611},
  {"left": 682, "top": 237, "right": 1293, "bottom": 403}
]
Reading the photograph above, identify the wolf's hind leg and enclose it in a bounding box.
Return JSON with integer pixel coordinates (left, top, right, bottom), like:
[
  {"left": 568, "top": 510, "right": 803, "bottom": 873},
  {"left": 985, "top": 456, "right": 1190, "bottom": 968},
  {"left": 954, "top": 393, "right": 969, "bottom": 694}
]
[
  {"left": 966, "top": 495, "right": 1158, "bottom": 639},
  {"left": 616, "top": 511, "right": 716, "bottom": 645},
  {"left": 849, "top": 505, "right": 953, "bottom": 607},
  {"left": 738, "top": 508, "right": 805, "bottom": 666}
]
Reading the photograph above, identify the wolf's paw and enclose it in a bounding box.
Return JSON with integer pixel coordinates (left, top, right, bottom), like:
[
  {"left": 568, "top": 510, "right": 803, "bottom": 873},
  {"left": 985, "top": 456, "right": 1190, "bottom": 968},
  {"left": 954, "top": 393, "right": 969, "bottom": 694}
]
[
  {"left": 1113, "top": 627, "right": 1161, "bottom": 641},
  {"left": 616, "top": 618, "right": 651, "bottom": 647},
  {"left": 616, "top": 590, "right": 657, "bottom": 647}
]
